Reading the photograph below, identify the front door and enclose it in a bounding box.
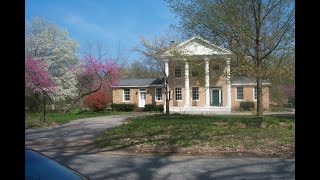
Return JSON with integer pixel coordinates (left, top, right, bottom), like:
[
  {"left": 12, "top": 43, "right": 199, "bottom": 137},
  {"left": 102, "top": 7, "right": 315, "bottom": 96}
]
[
  {"left": 139, "top": 89, "right": 146, "bottom": 107},
  {"left": 212, "top": 90, "right": 220, "bottom": 106}
]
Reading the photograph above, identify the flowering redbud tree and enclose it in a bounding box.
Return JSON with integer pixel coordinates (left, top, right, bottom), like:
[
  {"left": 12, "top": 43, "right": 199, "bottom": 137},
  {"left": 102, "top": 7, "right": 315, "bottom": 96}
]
[
  {"left": 25, "top": 55, "right": 56, "bottom": 94},
  {"left": 25, "top": 55, "right": 56, "bottom": 121},
  {"left": 63, "top": 54, "right": 120, "bottom": 113}
]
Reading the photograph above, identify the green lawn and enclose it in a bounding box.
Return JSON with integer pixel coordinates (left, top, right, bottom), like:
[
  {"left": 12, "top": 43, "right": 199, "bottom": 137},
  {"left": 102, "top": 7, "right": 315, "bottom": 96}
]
[
  {"left": 95, "top": 114, "right": 295, "bottom": 157},
  {"left": 25, "top": 109, "right": 133, "bottom": 129}
]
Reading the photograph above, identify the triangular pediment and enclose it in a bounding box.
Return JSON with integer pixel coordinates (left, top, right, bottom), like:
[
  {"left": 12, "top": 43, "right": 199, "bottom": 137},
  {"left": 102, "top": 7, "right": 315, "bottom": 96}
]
[{"left": 162, "top": 37, "right": 231, "bottom": 57}]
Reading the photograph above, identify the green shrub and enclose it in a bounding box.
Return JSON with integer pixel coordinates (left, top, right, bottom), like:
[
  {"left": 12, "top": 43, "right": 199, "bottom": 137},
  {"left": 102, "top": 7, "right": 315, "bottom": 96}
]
[
  {"left": 240, "top": 101, "right": 255, "bottom": 111},
  {"left": 111, "top": 103, "right": 136, "bottom": 112},
  {"left": 144, "top": 104, "right": 155, "bottom": 111},
  {"left": 144, "top": 104, "right": 164, "bottom": 112},
  {"left": 155, "top": 105, "right": 164, "bottom": 112}
]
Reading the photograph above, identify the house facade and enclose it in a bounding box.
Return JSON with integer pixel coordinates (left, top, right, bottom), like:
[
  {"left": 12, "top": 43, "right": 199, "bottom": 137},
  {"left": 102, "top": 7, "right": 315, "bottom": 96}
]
[{"left": 112, "top": 37, "right": 269, "bottom": 113}]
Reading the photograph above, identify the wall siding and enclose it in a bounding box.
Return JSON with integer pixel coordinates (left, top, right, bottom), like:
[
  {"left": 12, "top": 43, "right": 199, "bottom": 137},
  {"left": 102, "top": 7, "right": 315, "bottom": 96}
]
[{"left": 231, "top": 86, "right": 269, "bottom": 111}]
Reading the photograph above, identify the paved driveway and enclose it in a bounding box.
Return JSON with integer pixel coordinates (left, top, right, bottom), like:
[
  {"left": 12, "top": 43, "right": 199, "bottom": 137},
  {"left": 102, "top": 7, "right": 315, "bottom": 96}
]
[
  {"left": 25, "top": 113, "right": 152, "bottom": 154},
  {"left": 47, "top": 152, "right": 295, "bottom": 180}
]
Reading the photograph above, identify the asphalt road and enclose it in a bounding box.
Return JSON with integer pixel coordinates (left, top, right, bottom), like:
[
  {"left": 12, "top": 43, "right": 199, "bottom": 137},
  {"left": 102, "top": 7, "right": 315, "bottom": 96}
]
[{"left": 47, "top": 152, "right": 295, "bottom": 180}]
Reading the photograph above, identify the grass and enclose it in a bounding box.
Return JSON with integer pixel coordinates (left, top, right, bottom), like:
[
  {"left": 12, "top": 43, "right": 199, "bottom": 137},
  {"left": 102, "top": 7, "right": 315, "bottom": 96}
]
[
  {"left": 25, "top": 109, "right": 133, "bottom": 129},
  {"left": 270, "top": 106, "right": 294, "bottom": 112},
  {"left": 95, "top": 114, "right": 295, "bottom": 157}
]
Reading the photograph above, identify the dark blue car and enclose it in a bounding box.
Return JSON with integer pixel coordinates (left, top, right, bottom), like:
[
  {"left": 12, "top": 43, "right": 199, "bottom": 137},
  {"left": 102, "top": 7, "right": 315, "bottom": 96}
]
[{"left": 25, "top": 149, "right": 89, "bottom": 180}]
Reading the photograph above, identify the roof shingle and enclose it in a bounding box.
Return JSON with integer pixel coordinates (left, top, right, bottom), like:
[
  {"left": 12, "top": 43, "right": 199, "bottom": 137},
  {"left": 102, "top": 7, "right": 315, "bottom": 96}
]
[{"left": 116, "top": 78, "right": 163, "bottom": 87}]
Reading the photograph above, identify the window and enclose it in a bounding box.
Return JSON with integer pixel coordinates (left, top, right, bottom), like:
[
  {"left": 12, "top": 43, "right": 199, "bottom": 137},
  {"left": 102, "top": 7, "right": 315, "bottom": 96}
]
[
  {"left": 192, "top": 87, "right": 199, "bottom": 100},
  {"left": 155, "top": 88, "right": 162, "bottom": 101},
  {"left": 191, "top": 68, "right": 199, "bottom": 77},
  {"left": 123, "top": 88, "right": 130, "bottom": 101},
  {"left": 175, "top": 66, "right": 182, "bottom": 77},
  {"left": 236, "top": 87, "right": 244, "bottom": 100},
  {"left": 212, "top": 64, "right": 220, "bottom": 71},
  {"left": 254, "top": 86, "right": 257, "bottom": 100},
  {"left": 175, "top": 87, "right": 182, "bottom": 101}
]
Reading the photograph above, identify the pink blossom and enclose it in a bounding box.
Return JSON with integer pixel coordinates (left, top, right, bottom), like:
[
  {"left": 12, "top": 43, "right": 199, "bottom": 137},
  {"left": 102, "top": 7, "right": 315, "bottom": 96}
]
[
  {"left": 25, "top": 55, "right": 56, "bottom": 93},
  {"left": 74, "top": 54, "right": 120, "bottom": 92}
]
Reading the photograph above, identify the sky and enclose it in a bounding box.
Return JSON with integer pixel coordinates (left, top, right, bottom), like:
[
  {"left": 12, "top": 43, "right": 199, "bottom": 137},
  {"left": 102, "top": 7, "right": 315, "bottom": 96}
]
[{"left": 26, "top": 0, "right": 179, "bottom": 63}]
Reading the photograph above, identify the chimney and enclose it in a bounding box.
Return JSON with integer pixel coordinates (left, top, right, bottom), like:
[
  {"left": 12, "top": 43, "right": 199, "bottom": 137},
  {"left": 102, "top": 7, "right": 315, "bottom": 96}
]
[{"left": 170, "top": 41, "right": 176, "bottom": 49}]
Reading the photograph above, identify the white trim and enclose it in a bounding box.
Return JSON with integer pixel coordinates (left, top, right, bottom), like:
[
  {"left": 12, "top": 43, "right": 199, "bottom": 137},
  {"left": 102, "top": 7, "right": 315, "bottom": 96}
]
[
  {"left": 123, "top": 88, "right": 131, "bottom": 102},
  {"left": 205, "top": 59, "right": 210, "bottom": 106},
  {"left": 191, "top": 86, "right": 200, "bottom": 101},
  {"left": 253, "top": 86, "right": 257, "bottom": 101},
  {"left": 235, "top": 86, "right": 244, "bottom": 101},
  {"left": 161, "top": 36, "right": 232, "bottom": 57},
  {"left": 174, "top": 87, "right": 182, "bottom": 101},
  {"left": 155, "top": 87, "right": 163, "bottom": 102},
  {"left": 185, "top": 62, "right": 190, "bottom": 106},
  {"left": 138, "top": 88, "right": 146, "bottom": 108},
  {"left": 171, "top": 37, "right": 231, "bottom": 54}
]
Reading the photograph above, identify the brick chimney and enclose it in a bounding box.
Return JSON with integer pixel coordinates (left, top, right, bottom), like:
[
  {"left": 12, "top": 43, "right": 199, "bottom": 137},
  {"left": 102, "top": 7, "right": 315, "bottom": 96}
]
[{"left": 169, "top": 41, "right": 176, "bottom": 49}]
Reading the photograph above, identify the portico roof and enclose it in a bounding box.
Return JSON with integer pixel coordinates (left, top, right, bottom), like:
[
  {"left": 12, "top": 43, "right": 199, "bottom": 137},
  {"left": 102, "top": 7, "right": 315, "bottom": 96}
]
[{"left": 162, "top": 36, "right": 232, "bottom": 57}]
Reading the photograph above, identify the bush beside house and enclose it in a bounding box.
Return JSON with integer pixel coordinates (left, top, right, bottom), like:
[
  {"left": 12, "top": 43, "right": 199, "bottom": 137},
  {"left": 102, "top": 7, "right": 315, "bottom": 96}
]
[
  {"left": 240, "top": 101, "right": 255, "bottom": 111},
  {"left": 84, "top": 90, "right": 110, "bottom": 112},
  {"left": 111, "top": 103, "right": 136, "bottom": 112},
  {"left": 144, "top": 104, "right": 164, "bottom": 112}
]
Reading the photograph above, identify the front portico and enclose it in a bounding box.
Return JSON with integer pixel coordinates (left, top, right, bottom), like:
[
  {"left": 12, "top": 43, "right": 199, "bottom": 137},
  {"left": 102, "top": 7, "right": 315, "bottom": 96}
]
[{"left": 162, "top": 36, "right": 233, "bottom": 113}]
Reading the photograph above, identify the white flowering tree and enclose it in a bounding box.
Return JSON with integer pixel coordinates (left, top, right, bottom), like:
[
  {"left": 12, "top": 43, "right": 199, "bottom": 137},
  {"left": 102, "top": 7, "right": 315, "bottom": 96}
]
[{"left": 25, "top": 17, "right": 79, "bottom": 109}]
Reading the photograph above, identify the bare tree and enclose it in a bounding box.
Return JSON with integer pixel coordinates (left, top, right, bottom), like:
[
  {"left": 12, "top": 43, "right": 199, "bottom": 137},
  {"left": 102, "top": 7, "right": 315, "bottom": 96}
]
[
  {"left": 134, "top": 32, "right": 182, "bottom": 115},
  {"left": 166, "top": 0, "right": 295, "bottom": 115}
]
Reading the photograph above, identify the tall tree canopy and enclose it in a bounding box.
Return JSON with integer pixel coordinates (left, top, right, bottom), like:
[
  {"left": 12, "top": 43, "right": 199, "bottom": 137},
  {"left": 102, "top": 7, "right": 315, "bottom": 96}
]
[
  {"left": 165, "top": 0, "right": 295, "bottom": 115},
  {"left": 25, "top": 17, "right": 79, "bottom": 102}
]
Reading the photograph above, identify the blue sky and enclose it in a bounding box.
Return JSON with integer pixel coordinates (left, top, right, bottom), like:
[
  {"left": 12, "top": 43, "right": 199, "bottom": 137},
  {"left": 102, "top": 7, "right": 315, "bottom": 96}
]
[{"left": 26, "top": 0, "right": 179, "bottom": 63}]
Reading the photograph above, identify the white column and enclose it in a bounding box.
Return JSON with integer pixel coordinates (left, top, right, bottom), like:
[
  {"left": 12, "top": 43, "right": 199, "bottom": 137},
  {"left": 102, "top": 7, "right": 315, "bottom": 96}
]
[
  {"left": 164, "top": 60, "right": 169, "bottom": 112},
  {"left": 205, "top": 58, "right": 210, "bottom": 107},
  {"left": 185, "top": 61, "right": 190, "bottom": 107},
  {"left": 226, "top": 57, "right": 231, "bottom": 110},
  {"left": 164, "top": 60, "right": 169, "bottom": 77}
]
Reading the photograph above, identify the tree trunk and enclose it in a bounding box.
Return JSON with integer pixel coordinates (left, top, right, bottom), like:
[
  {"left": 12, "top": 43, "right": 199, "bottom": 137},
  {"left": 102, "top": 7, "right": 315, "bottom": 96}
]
[
  {"left": 165, "top": 79, "right": 170, "bottom": 115},
  {"left": 63, "top": 80, "right": 103, "bottom": 113},
  {"left": 43, "top": 93, "right": 46, "bottom": 122},
  {"left": 79, "top": 97, "right": 84, "bottom": 110},
  {"left": 256, "top": 78, "right": 263, "bottom": 116},
  {"left": 166, "top": 97, "right": 170, "bottom": 115}
]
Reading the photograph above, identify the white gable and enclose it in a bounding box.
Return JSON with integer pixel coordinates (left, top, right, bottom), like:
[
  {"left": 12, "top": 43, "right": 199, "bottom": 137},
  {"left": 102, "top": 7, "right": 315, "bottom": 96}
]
[
  {"left": 162, "top": 36, "right": 232, "bottom": 57},
  {"left": 180, "top": 41, "right": 223, "bottom": 55}
]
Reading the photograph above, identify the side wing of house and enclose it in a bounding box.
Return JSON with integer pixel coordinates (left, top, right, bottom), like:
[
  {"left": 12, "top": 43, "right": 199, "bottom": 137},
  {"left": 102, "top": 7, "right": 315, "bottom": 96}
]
[
  {"left": 231, "top": 77, "right": 270, "bottom": 111},
  {"left": 112, "top": 78, "right": 165, "bottom": 108}
]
